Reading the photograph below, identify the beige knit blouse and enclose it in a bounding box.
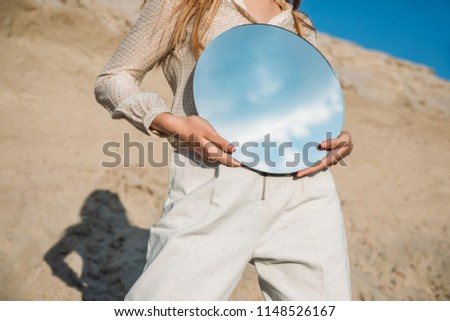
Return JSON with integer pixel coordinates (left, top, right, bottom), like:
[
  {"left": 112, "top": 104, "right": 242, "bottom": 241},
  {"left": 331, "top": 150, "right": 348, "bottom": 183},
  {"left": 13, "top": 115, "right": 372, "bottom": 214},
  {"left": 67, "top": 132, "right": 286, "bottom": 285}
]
[{"left": 94, "top": 0, "right": 317, "bottom": 136}]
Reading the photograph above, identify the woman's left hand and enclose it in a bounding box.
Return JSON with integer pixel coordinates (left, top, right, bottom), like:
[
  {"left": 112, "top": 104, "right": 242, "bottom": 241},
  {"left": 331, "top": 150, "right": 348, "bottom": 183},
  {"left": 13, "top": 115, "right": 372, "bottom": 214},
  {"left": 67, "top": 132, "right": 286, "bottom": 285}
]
[{"left": 295, "top": 131, "right": 353, "bottom": 178}]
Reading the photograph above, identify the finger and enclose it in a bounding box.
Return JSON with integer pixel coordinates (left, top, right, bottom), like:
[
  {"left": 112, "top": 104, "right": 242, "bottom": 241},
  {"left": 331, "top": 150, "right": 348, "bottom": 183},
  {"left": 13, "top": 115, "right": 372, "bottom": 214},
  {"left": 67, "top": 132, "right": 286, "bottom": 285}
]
[
  {"left": 296, "top": 144, "right": 347, "bottom": 177},
  {"left": 319, "top": 131, "right": 352, "bottom": 150},
  {"left": 295, "top": 159, "right": 326, "bottom": 178},
  {"left": 191, "top": 137, "right": 204, "bottom": 156},
  {"left": 323, "top": 143, "right": 351, "bottom": 167},
  {"left": 203, "top": 142, "right": 240, "bottom": 167},
  {"left": 300, "top": 133, "right": 353, "bottom": 177},
  {"left": 319, "top": 137, "right": 346, "bottom": 151},
  {"left": 201, "top": 140, "right": 220, "bottom": 159},
  {"left": 210, "top": 134, "right": 236, "bottom": 154},
  {"left": 201, "top": 141, "right": 240, "bottom": 166},
  {"left": 220, "top": 152, "right": 241, "bottom": 167},
  {"left": 185, "top": 132, "right": 202, "bottom": 150},
  {"left": 324, "top": 148, "right": 342, "bottom": 167}
]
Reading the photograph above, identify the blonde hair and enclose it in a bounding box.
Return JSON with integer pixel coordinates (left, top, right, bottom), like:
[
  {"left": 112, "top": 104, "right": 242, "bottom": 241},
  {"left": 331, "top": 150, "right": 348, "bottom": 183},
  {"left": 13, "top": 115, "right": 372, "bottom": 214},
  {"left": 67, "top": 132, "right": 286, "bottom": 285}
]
[{"left": 143, "top": 0, "right": 314, "bottom": 62}]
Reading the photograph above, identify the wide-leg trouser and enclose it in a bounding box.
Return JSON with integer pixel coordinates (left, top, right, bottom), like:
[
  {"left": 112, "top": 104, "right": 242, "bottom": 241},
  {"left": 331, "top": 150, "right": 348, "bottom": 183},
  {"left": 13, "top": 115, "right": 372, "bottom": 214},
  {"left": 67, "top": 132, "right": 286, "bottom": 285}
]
[{"left": 125, "top": 151, "right": 351, "bottom": 300}]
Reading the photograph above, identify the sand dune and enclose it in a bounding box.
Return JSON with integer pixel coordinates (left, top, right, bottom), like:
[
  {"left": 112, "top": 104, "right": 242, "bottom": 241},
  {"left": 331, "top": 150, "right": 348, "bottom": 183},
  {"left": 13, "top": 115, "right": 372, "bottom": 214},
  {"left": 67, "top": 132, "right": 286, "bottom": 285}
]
[{"left": 0, "top": 0, "right": 449, "bottom": 300}]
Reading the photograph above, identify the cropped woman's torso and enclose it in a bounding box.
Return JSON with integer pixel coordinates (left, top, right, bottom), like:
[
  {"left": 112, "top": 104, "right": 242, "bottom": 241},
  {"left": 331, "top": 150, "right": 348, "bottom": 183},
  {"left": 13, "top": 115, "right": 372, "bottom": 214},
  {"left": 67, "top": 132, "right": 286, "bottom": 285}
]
[
  {"left": 95, "top": 0, "right": 316, "bottom": 136},
  {"left": 162, "top": 0, "right": 315, "bottom": 121}
]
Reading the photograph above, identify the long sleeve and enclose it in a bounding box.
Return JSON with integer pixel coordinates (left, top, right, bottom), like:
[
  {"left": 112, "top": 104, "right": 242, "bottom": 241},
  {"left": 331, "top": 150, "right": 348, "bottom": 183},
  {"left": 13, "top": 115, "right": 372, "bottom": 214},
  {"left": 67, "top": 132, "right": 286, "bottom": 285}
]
[{"left": 94, "top": 0, "right": 180, "bottom": 136}]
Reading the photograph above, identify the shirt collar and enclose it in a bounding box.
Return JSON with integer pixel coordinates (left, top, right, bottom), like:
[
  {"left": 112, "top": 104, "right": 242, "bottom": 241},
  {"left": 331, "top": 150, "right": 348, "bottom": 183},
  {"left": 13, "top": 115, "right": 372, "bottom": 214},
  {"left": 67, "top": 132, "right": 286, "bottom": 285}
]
[{"left": 232, "top": 0, "right": 293, "bottom": 25}]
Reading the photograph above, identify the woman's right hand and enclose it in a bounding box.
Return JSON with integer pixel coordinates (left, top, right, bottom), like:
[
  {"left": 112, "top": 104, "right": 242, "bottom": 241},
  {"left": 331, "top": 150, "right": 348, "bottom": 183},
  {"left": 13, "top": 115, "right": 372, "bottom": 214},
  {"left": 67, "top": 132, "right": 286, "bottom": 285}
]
[{"left": 150, "top": 113, "right": 240, "bottom": 167}]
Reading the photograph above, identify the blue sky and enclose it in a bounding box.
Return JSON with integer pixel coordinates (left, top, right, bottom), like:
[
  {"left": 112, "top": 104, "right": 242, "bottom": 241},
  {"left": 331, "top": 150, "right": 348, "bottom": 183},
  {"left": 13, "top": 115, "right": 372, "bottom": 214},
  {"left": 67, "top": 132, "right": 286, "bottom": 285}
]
[{"left": 301, "top": 0, "right": 450, "bottom": 80}]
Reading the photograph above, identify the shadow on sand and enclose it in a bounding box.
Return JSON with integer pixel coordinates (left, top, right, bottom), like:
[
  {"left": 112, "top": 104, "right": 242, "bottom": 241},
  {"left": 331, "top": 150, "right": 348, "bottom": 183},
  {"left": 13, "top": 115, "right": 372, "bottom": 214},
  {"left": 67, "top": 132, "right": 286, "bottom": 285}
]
[{"left": 45, "top": 190, "right": 148, "bottom": 300}]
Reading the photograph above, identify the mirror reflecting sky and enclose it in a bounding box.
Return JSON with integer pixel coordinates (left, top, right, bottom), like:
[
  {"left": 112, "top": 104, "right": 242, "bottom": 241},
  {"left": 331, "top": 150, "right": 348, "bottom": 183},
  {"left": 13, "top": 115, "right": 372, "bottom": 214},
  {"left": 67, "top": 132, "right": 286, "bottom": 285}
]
[{"left": 194, "top": 24, "right": 344, "bottom": 174}]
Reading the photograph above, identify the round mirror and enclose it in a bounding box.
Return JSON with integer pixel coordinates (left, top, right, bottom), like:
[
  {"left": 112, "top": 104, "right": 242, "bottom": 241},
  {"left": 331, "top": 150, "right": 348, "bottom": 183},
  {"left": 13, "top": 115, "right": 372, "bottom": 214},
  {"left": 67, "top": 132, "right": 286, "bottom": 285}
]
[{"left": 193, "top": 24, "right": 344, "bottom": 174}]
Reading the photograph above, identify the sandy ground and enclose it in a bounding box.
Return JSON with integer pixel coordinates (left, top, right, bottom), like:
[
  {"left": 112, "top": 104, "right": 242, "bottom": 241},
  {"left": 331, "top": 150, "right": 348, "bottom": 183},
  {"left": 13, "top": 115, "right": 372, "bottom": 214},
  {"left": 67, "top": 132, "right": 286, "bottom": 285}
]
[{"left": 0, "top": 0, "right": 449, "bottom": 300}]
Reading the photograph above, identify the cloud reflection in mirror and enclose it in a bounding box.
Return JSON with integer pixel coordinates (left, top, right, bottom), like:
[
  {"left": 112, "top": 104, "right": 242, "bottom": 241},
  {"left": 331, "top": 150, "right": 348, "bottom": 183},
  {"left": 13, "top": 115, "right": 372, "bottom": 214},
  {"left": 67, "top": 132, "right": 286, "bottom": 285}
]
[{"left": 194, "top": 24, "right": 344, "bottom": 174}]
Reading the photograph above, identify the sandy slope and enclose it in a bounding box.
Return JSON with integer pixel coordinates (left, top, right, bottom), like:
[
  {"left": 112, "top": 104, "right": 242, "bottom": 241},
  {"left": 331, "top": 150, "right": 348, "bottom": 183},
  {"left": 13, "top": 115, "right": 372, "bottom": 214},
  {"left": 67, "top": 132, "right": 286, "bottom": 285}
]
[{"left": 0, "top": 0, "right": 449, "bottom": 300}]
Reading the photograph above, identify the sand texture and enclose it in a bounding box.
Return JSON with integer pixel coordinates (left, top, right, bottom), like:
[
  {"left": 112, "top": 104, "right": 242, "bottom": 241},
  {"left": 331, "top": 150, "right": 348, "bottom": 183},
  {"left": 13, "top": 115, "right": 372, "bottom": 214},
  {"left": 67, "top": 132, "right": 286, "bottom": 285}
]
[{"left": 0, "top": 0, "right": 449, "bottom": 300}]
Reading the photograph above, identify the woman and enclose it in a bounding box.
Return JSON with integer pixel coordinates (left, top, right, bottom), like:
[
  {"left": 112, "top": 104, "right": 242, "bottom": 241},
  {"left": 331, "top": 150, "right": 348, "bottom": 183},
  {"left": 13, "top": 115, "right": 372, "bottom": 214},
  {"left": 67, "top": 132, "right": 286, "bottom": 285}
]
[{"left": 95, "top": 0, "right": 354, "bottom": 300}]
